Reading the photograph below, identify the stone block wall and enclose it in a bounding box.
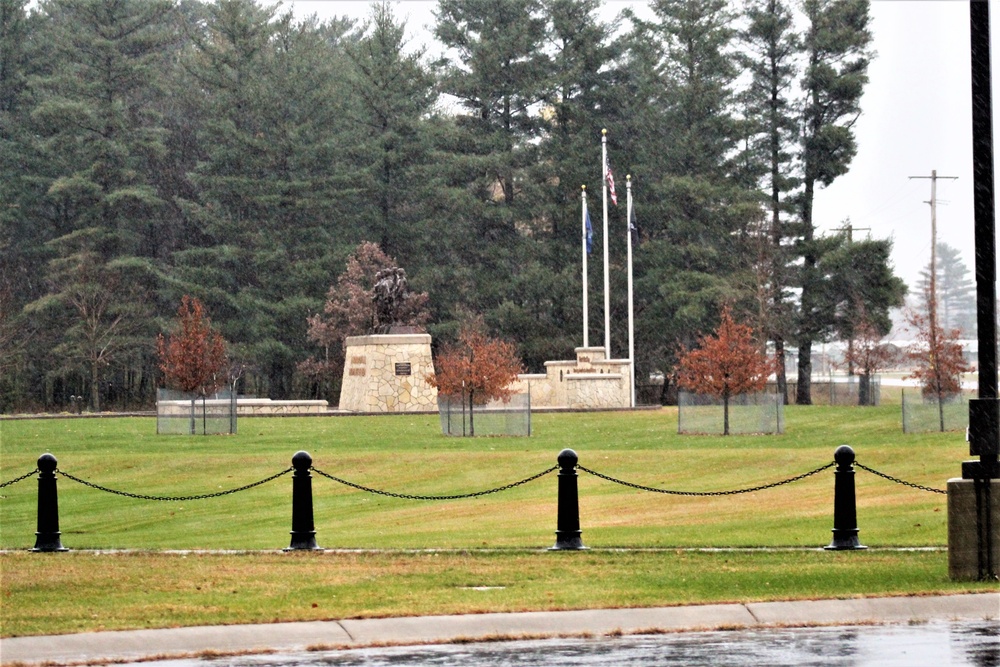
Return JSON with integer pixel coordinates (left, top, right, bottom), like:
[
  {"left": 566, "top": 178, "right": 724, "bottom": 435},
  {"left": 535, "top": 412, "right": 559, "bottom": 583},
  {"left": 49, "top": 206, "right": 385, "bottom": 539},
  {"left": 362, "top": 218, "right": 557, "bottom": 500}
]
[
  {"left": 339, "top": 334, "right": 438, "bottom": 413},
  {"left": 512, "top": 347, "right": 632, "bottom": 409}
]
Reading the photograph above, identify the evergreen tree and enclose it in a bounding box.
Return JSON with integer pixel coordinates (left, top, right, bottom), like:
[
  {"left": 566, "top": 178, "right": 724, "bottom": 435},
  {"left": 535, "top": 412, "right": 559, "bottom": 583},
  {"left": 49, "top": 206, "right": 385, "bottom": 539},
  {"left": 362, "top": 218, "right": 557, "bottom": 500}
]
[
  {"left": 822, "top": 235, "right": 907, "bottom": 347},
  {"left": 341, "top": 2, "right": 440, "bottom": 274},
  {"left": 739, "top": 0, "right": 800, "bottom": 402},
  {"left": 16, "top": 0, "right": 177, "bottom": 408},
  {"left": 625, "top": 0, "right": 758, "bottom": 389},
  {"left": 795, "top": 0, "right": 872, "bottom": 404},
  {"left": 176, "top": 1, "right": 354, "bottom": 397},
  {"left": 24, "top": 229, "right": 154, "bottom": 411},
  {"left": 431, "top": 0, "right": 557, "bottom": 369},
  {"left": 917, "top": 243, "right": 977, "bottom": 338}
]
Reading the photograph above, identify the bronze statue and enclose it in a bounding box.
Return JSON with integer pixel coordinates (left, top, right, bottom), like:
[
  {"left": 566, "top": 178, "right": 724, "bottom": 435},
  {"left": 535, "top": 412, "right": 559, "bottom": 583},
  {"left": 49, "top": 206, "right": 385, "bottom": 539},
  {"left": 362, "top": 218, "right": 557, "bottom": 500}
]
[{"left": 372, "top": 267, "right": 408, "bottom": 333}]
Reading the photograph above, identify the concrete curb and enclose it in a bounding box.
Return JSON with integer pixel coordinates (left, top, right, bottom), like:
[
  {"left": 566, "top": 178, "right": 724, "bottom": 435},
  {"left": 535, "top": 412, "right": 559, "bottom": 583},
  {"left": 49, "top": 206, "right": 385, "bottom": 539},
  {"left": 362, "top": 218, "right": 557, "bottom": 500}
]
[{"left": 1, "top": 593, "right": 996, "bottom": 665}]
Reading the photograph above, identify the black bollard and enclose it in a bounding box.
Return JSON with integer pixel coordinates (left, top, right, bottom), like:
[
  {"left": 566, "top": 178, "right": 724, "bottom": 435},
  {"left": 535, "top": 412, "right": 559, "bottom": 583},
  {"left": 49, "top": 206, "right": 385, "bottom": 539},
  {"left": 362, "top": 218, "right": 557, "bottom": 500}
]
[
  {"left": 825, "top": 445, "right": 867, "bottom": 551},
  {"left": 286, "top": 451, "right": 321, "bottom": 551},
  {"left": 32, "top": 453, "right": 68, "bottom": 552},
  {"left": 550, "top": 448, "right": 586, "bottom": 550}
]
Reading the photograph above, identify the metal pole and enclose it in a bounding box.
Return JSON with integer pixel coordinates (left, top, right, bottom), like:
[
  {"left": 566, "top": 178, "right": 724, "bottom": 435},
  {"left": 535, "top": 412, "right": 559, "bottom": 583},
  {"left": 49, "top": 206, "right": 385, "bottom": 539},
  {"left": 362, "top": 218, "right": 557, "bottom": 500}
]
[
  {"left": 963, "top": 0, "right": 998, "bottom": 582},
  {"left": 626, "top": 175, "right": 636, "bottom": 408},
  {"left": 967, "top": 1, "right": 1000, "bottom": 480},
  {"left": 601, "top": 129, "right": 611, "bottom": 358},
  {"left": 582, "top": 185, "right": 589, "bottom": 349}
]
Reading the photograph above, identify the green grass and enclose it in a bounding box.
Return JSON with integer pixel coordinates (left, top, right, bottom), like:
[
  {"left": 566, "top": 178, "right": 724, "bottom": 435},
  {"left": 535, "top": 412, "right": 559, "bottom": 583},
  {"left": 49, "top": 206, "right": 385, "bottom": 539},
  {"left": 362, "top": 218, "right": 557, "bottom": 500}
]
[
  {"left": 2, "top": 549, "right": 991, "bottom": 638},
  {"left": 0, "top": 407, "right": 964, "bottom": 550},
  {"left": 1, "top": 407, "right": 992, "bottom": 637}
]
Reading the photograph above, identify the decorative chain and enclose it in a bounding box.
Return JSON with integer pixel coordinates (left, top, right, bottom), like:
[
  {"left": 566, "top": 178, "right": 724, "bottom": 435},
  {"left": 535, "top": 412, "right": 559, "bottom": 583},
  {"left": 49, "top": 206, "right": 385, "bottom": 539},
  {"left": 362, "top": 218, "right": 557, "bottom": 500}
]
[
  {"left": 0, "top": 469, "right": 39, "bottom": 488},
  {"left": 577, "top": 462, "right": 836, "bottom": 496},
  {"left": 310, "top": 465, "right": 558, "bottom": 501},
  {"left": 855, "top": 462, "right": 947, "bottom": 495},
  {"left": 55, "top": 467, "right": 293, "bottom": 501}
]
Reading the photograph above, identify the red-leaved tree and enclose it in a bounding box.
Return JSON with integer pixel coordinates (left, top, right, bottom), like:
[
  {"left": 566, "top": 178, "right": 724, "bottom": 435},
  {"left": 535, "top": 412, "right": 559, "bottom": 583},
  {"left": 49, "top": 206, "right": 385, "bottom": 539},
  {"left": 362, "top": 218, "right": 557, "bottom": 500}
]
[
  {"left": 426, "top": 319, "right": 523, "bottom": 436},
  {"left": 298, "top": 242, "right": 429, "bottom": 401},
  {"left": 157, "top": 296, "right": 228, "bottom": 397},
  {"left": 907, "top": 309, "right": 973, "bottom": 431},
  {"left": 676, "top": 305, "right": 775, "bottom": 435}
]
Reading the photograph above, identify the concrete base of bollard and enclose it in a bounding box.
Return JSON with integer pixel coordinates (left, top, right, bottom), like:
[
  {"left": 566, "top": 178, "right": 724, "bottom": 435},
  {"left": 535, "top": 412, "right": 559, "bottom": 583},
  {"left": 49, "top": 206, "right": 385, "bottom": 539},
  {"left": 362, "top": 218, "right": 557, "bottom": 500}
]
[{"left": 947, "top": 477, "right": 1000, "bottom": 580}]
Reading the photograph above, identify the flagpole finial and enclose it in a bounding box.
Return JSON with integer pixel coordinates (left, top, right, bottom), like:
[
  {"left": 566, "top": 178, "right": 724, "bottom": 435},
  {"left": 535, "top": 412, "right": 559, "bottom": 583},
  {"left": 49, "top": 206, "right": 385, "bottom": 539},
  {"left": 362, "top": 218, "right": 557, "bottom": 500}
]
[
  {"left": 581, "top": 184, "right": 586, "bottom": 191},
  {"left": 627, "top": 174, "right": 631, "bottom": 182},
  {"left": 602, "top": 128, "right": 607, "bottom": 136}
]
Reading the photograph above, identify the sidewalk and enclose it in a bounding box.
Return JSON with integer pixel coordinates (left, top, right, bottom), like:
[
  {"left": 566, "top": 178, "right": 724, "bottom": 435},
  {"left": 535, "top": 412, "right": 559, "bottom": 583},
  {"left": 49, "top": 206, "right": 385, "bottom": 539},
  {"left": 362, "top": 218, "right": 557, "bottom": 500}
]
[{"left": 2, "top": 593, "right": 996, "bottom": 665}]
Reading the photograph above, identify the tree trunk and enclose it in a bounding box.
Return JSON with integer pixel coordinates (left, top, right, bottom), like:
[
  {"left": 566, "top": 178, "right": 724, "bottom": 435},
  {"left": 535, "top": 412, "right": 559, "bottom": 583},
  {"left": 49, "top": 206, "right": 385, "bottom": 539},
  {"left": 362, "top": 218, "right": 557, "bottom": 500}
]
[
  {"left": 90, "top": 359, "right": 100, "bottom": 412},
  {"left": 796, "top": 339, "right": 812, "bottom": 405},
  {"left": 723, "top": 392, "right": 730, "bottom": 436}
]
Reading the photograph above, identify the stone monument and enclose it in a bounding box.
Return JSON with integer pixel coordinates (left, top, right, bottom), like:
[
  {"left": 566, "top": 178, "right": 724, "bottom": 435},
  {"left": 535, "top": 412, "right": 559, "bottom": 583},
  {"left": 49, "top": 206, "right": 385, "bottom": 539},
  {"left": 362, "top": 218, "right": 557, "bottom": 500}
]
[{"left": 338, "top": 266, "right": 437, "bottom": 413}]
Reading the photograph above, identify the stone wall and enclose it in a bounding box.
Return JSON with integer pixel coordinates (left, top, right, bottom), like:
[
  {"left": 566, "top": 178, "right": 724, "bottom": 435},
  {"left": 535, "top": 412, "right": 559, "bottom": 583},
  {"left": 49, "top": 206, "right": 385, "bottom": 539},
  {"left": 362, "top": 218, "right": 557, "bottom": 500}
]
[
  {"left": 338, "top": 334, "right": 438, "bottom": 413},
  {"left": 511, "top": 346, "right": 632, "bottom": 409},
  {"left": 158, "top": 398, "right": 328, "bottom": 416}
]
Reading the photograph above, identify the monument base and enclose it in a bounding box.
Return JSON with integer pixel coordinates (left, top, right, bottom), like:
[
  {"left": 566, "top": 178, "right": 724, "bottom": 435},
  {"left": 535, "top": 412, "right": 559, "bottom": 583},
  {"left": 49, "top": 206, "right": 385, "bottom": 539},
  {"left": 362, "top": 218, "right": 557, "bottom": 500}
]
[
  {"left": 947, "top": 477, "right": 1000, "bottom": 580},
  {"left": 339, "top": 334, "right": 437, "bottom": 413}
]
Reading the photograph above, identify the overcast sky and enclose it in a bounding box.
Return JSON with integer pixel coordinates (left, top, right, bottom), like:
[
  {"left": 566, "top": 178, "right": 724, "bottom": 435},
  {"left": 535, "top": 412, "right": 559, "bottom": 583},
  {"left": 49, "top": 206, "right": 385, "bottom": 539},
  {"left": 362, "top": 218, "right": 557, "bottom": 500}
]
[{"left": 288, "top": 0, "right": 999, "bottom": 295}]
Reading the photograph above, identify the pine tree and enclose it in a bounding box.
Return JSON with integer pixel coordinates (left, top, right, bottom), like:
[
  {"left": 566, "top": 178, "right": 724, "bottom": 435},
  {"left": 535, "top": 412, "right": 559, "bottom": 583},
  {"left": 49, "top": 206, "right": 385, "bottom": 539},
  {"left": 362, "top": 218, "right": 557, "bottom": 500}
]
[
  {"left": 24, "top": 230, "right": 153, "bottom": 411},
  {"left": 17, "top": 0, "right": 176, "bottom": 409},
  {"left": 342, "top": 2, "right": 438, "bottom": 263},
  {"left": 624, "top": 0, "right": 759, "bottom": 389},
  {"left": 739, "top": 0, "right": 801, "bottom": 403},
  {"left": 176, "top": 1, "right": 353, "bottom": 397},
  {"left": 795, "top": 0, "right": 873, "bottom": 404},
  {"left": 917, "top": 243, "right": 977, "bottom": 338}
]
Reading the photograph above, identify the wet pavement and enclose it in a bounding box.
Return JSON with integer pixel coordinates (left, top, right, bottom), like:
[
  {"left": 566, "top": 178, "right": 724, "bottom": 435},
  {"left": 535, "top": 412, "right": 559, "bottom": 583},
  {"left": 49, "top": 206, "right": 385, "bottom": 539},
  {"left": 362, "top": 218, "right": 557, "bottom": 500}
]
[{"left": 125, "top": 620, "right": 999, "bottom": 667}]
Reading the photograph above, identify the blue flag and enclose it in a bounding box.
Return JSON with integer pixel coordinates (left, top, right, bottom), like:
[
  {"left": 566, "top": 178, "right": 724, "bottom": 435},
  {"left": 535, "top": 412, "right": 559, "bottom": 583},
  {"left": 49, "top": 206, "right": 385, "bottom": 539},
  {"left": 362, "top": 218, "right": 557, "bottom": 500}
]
[{"left": 585, "top": 209, "right": 593, "bottom": 254}]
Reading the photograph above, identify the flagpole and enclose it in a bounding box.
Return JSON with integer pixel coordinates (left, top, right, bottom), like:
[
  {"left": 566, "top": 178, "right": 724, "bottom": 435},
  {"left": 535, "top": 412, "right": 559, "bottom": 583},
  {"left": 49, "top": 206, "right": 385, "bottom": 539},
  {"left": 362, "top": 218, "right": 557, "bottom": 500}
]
[
  {"left": 581, "top": 185, "right": 589, "bottom": 349},
  {"left": 626, "top": 175, "right": 635, "bottom": 408},
  {"left": 601, "top": 129, "right": 611, "bottom": 358}
]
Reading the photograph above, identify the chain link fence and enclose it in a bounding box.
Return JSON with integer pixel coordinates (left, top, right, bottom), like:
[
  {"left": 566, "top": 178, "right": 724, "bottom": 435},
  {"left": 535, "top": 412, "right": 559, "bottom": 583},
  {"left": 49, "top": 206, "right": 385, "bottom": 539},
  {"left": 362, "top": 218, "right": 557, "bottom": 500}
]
[
  {"left": 767, "top": 376, "right": 881, "bottom": 406},
  {"left": 677, "top": 391, "right": 784, "bottom": 435},
  {"left": 156, "top": 388, "right": 237, "bottom": 435},
  {"left": 901, "top": 389, "right": 970, "bottom": 434},
  {"left": 437, "top": 393, "right": 530, "bottom": 437}
]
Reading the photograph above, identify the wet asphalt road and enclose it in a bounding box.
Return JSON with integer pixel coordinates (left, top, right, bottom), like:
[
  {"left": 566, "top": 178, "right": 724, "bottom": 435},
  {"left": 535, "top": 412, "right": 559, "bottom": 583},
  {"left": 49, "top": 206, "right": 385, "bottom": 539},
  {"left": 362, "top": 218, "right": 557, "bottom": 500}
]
[{"left": 131, "top": 620, "right": 999, "bottom": 667}]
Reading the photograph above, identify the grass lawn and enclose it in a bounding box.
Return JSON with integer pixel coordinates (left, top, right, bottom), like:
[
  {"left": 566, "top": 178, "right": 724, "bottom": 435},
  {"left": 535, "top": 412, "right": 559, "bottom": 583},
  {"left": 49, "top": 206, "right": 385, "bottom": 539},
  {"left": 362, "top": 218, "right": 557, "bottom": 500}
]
[{"left": 1, "top": 406, "right": 994, "bottom": 637}]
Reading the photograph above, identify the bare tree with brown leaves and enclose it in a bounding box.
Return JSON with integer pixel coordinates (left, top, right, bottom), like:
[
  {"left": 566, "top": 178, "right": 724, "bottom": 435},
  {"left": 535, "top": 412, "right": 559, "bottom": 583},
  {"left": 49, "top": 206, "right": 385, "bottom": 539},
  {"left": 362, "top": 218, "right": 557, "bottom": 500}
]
[
  {"left": 676, "top": 305, "right": 776, "bottom": 435},
  {"left": 907, "top": 308, "right": 973, "bottom": 432},
  {"left": 157, "top": 296, "right": 228, "bottom": 397},
  {"left": 426, "top": 319, "right": 523, "bottom": 436},
  {"left": 299, "top": 242, "right": 429, "bottom": 401}
]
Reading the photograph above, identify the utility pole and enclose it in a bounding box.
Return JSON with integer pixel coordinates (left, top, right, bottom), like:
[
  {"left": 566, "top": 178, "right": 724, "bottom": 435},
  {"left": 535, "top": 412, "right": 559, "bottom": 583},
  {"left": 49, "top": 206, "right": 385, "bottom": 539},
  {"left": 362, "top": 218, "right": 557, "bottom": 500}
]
[
  {"left": 909, "top": 170, "right": 958, "bottom": 366},
  {"left": 833, "top": 220, "right": 871, "bottom": 243}
]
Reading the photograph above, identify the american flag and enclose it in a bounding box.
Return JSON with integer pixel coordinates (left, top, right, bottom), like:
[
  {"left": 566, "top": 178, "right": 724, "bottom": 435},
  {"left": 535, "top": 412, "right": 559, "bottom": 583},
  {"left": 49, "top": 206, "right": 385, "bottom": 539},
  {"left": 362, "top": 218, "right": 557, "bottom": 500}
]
[{"left": 606, "top": 164, "right": 618, "bottom": 205}]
